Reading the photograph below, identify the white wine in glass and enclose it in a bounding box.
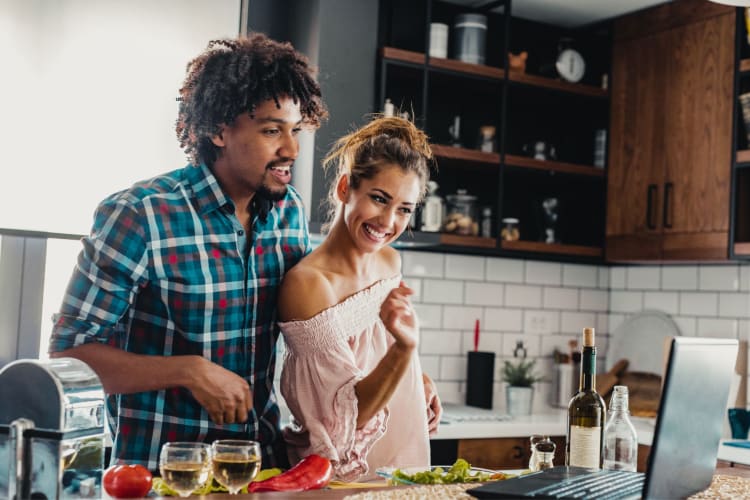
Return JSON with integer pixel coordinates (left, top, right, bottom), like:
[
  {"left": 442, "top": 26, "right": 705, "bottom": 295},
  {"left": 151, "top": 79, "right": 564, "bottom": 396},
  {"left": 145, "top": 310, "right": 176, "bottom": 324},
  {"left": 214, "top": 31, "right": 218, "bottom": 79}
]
[
  {"left": 159, "top": 442, "right": 211, "bottom": 497},
  {"left": 211, "top": 440, "right": 261, "bottom": 495}
]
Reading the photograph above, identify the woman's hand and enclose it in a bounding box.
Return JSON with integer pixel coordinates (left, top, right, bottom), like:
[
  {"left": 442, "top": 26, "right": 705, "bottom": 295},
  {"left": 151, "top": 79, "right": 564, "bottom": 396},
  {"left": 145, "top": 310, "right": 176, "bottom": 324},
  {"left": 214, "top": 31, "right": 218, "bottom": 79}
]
[
  {"left": 423, "top": 373, "right": 442, "bottom": 436},
  {"left": 380, "top": 281, "right": 418, "bottom": 350}
]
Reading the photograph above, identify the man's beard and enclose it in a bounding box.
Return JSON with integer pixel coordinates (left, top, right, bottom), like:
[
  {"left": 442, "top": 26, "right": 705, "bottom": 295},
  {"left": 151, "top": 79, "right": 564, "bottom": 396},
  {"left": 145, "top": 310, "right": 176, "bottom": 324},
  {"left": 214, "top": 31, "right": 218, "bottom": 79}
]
[{"left": 257, "top": 178, "right": 287, "bottom": 201}]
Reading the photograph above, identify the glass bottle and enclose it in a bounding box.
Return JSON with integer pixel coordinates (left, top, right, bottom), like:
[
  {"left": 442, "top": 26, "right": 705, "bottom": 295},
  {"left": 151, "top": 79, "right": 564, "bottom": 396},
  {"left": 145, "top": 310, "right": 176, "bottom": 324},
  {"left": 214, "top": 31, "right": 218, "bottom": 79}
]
[
  {"left": 566, "top": 327, "right": 606, "bottom": 469},
  {"left": 602, "top": 385, "right": 638, "bottom": 471},
  {"left": 529, "top": 435, "right": 556, "bottom": 471}
]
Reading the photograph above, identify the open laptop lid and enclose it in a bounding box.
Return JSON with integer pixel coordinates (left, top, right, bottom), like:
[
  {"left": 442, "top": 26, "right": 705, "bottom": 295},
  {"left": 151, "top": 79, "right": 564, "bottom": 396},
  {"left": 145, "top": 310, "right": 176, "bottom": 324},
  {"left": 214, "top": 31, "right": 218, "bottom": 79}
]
[{"left": 644, "top": 337, "right": 738, "bottom": 499}]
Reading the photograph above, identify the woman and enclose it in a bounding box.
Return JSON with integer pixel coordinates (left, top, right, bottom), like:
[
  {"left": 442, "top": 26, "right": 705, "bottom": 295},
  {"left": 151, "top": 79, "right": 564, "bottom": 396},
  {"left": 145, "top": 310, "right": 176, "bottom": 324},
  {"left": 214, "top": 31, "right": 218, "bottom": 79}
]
[{"left": 277, "top": 116, "right": 441, "bottom": 481}]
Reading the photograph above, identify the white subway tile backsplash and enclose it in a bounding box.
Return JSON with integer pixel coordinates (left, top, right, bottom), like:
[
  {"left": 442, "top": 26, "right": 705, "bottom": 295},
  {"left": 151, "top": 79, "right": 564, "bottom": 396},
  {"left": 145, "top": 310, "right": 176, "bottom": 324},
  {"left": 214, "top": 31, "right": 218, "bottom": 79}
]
[
  {"left": 562, "top": 264, "right": 598, "bottom": 288},
  {"left": 662, "top": 266, "right": 698, "bottom": 291},
  {"left": 442, "top": 305, "right": 484, "bottom": 330},
  {"left": 465, "top": 282, "right": 504, "bottom": 306},
  {"left": 483, "top": 308, "right": 523, "bottom": 332},
  {"left": 502, "top": 334, "right": 542, "bottom": 357},
  {"left": 543, "top": 287, "right": 579, "bottom": 310},
  {"left": 561, "top": 311, "right": 597, "bottom": 334},
  {"left": 719, "top": 293, "right": 750, "bottom": 318},
  {"left": 408, "top": 254, "right": 747, "bottom": 413},
  {"left": 440, "top": 355, "right": 467, "bottom": 381},
  {"left": 580, "top": 289, "right": 608, "bottom": 312},
  {"left": 505, "top": 284, "right": 543, "bottom": 308},
  {"left": 525, "top": 261, "right": 562, "bottom": 285},
  {"left": 643, "top": 292, "right": 679, "bottom": 315},
  {"left": 609, "top": 291, "right": 643, "bottom": 313},
  {"left": 486, "top": 257, "right": 524, "bottom": 283},
  {"left": 414, "top": 303, "right": 442, "bottom": 328},
  {"left": 522, "top": 309, "right": 560, "bottom": 336},
  {"left": 540, "top": 334, "right": 578, "bottom": 356},
  {"left": 699, "top": 265, "right": 740, "bottom": 291},
  {"left": 741, "top": 265, "right": 750, "bottom": 292},
  {"left": 696, "top": 318, "right": 738, "bottom": 339},
  {"left": 598, "top": 268, "right": 610, "bottom": 289},
  {"left": 401, "top": 250, "right": 444, "bottom": 278},
  {"left": 679, "top": 292, "right": 718, "bottom": 316},
  {"left": 672, "top": 316, "right": 697, "bottom": 336},
  {"left": 609, "top": 267, "right": 626, "bottom": 289},
  {"left": 420, "top": 329, "right": 462, "bottom": 355},
  {"left": 626, "top": 266, "right": 661, "bottom": 290},
  {"left": 463, "top": 330, "right": 503, "bottom": 354},
  {"left": 445, "top": 254, "right": 485, "bottom": 281},
  {"left": 422, "top": 279, "right": 464, "bottom": 304}
]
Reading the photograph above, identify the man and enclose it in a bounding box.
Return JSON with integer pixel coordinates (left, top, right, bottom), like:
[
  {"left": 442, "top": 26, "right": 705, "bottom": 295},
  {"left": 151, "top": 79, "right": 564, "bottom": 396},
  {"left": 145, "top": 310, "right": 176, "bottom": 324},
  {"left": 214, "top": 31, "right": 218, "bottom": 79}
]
[{"left": 49, "top": 33, "right": 327, "bottom": 471}]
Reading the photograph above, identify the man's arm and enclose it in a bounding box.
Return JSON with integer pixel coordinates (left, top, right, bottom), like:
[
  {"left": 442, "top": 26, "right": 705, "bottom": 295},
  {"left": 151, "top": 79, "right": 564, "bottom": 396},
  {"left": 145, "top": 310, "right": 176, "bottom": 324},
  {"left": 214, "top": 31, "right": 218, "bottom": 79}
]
[{"left": 51, "top": 343, "right": 252, "bottom": 426}]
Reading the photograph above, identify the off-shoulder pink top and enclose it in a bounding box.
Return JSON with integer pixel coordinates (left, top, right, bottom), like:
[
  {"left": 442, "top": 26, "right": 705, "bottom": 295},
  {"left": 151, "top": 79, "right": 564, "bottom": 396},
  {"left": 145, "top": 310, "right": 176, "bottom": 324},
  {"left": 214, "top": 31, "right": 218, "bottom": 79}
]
[{"left": 278, "top": 275, "right": 430, "bottom": 481}]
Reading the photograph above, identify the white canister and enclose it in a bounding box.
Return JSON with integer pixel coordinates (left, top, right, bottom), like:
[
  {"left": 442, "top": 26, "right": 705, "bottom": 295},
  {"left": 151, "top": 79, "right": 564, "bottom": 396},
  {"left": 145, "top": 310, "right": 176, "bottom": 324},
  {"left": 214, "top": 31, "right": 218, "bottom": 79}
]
[{"left": 429, "top": 23, "right": 449, "bottom": 59}]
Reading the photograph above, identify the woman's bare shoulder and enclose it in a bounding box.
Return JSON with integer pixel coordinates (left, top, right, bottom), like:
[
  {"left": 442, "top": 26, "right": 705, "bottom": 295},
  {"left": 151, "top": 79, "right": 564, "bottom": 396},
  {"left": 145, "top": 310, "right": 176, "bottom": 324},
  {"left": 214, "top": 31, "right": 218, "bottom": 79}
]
[
  {"left": 379, "top": 245, "right": 403, "bottom": 276},
  {"left": 278, "top": 261, "right": 337, "bottom": 322}
]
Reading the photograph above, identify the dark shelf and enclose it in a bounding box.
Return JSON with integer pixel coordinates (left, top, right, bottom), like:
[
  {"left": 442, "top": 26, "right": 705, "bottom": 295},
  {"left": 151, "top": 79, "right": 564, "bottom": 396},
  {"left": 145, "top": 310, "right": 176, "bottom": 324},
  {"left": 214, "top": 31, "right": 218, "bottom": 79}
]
[
  {"left": 501, "top": 240, "right": 603, "bottom": 257},
  {"left": 734, "top": 242, "right": 750, "bottom": 255},
  {"left": 504, "top": 154, "right": 605, "bottom": 177},
  {"left": 381, "top": 47, "right": 607, "bottom": 97},
  {"left": 737, "top": 149, "right": 750, "bottom": 165},
  {"left": 432, "top": 144, "right": 500, "bottom": 165}
]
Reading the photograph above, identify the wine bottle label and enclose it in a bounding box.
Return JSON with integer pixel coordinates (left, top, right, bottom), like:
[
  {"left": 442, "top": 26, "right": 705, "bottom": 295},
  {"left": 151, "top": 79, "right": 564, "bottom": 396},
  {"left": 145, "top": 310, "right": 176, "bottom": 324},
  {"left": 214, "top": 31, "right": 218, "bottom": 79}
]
[{"left": 569, "top": 425, "right": 601, "bottom": 468}]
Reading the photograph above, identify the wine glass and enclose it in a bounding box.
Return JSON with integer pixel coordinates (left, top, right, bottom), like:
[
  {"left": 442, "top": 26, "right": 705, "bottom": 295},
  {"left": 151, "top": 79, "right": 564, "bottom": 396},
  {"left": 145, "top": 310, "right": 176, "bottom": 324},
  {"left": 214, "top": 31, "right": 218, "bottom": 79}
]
[
  {"left": 159, "top": 442, "right": 211, "bottom": 498},
  {"left": 211, "top": 440, "right": 262, "bottom": 495}
]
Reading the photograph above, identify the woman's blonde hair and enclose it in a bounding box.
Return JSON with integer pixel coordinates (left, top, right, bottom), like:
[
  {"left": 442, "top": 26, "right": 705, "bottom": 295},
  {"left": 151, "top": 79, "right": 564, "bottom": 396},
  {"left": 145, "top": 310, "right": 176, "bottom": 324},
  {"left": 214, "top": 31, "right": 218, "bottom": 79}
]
[{"left": 322, "top": 116, "right": 433, "bottom": 229}]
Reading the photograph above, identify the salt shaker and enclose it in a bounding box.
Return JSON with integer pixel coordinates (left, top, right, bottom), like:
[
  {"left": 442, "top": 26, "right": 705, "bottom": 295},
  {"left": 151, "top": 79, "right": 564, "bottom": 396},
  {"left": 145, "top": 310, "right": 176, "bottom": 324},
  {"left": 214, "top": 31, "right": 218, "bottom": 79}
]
[{"left": 529, "top": 435, "right": 556, "bottom": 471}]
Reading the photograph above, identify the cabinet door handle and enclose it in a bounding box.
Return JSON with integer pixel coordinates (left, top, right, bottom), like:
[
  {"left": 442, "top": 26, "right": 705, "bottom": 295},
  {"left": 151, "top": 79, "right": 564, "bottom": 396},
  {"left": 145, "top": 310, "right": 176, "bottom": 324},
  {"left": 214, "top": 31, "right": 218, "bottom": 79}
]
[
  {"left": 663, "top": 182, "right": 673, "bottom": 229},
  {"left": 646, "top": 184, "right": 658, "bottom": 230},
  {"left": 512, "top": 445, "right": 524, "bottom": 459}
]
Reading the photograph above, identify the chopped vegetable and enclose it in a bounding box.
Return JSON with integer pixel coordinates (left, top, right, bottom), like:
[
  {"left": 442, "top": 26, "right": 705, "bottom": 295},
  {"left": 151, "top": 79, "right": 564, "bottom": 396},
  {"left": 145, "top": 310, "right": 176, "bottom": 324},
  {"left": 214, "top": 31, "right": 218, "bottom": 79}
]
[
  {"left": 248, "top": 454, "right": 332, "bottom": 493},
  {"left": 391, "top": 458, "right": 514, "bottom": 485}
]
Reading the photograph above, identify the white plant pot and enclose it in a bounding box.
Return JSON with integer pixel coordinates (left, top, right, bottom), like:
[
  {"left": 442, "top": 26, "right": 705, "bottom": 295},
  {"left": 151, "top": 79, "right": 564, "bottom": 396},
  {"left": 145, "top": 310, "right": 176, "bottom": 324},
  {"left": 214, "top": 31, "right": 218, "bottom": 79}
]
[{"left": 506, "top": 386, "right": 534, "bottom": 416}]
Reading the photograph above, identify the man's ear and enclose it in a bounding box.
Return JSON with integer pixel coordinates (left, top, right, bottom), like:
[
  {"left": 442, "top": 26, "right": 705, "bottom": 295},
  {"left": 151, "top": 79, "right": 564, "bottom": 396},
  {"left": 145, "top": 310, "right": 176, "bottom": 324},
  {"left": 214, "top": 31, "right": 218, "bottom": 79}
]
[
  {"left": 211, "top": 125, "right": 226, "bottom": 147},
  {"left": 336, "top": 175, "right": 350, "bottom": 202}
]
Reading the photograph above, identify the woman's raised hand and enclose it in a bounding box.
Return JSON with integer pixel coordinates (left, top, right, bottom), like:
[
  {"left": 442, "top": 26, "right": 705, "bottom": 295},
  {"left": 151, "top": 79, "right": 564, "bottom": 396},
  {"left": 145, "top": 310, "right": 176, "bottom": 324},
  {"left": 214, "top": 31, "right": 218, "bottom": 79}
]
[{"left": 380, "top": 281, "right": 418, "bottom": 349}]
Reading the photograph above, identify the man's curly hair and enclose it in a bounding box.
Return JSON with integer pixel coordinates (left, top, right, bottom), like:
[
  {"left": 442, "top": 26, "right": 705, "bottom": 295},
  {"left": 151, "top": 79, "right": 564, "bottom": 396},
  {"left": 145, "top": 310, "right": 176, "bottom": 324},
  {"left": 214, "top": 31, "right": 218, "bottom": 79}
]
[{"left": 176, "top": 33, "right": 328, "bottom": 167}]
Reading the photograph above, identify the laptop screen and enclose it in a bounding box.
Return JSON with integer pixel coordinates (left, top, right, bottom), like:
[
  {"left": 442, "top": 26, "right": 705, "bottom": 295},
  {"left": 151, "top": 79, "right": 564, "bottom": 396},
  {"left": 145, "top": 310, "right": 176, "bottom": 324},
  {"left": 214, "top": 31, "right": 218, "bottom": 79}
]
[{"left": 644, "top": 337, "right": 738, "bottom": 499}]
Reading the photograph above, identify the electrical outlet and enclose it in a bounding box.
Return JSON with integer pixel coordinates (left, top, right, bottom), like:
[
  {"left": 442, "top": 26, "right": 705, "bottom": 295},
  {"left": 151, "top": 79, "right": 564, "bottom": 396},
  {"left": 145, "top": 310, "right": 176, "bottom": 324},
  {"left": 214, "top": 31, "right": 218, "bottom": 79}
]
[{"left": 525, "top": 311, "right": 551, "bottom": 334}]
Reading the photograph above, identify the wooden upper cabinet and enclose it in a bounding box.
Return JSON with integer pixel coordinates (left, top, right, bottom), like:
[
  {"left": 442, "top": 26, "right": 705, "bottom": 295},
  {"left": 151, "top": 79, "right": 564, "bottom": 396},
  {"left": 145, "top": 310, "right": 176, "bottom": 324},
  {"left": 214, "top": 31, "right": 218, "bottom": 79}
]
[{"left": 606, "top": 0, "right": 734, "bottom": 262}]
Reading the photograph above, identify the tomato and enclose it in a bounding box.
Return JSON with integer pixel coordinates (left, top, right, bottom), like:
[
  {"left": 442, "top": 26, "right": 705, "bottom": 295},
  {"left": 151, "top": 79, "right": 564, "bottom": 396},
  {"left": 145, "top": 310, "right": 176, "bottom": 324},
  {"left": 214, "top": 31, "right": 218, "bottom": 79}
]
[{"left": 103, "top": 464, "right": 153, "bottom": 498}]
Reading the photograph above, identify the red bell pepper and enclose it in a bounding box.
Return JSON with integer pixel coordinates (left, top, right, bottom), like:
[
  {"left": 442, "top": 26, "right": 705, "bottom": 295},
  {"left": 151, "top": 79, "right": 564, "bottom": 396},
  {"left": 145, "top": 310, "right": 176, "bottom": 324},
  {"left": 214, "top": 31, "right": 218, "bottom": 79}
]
[{"left": 248, "top": 454, "right": 333, "bottom": 492}]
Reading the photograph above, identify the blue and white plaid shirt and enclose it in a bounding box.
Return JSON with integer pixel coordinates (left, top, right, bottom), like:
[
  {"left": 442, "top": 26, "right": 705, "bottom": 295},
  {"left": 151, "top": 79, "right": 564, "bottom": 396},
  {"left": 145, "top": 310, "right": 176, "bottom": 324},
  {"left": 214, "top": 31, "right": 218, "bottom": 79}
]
[{"left": 49, "top": 163, "right": 310, "bottom": 471}]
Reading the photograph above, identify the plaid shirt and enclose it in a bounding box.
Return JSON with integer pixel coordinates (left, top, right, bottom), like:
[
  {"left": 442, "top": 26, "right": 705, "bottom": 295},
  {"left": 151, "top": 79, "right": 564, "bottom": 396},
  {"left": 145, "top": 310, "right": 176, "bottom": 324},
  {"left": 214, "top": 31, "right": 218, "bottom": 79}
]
[{"left": 49, "top": 164, "right": 310, "bottom": 471}]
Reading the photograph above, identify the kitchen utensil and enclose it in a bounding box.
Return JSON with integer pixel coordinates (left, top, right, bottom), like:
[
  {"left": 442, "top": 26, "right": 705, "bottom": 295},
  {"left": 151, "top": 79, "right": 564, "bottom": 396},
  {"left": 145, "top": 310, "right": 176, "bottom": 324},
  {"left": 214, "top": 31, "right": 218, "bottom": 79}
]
[{"left": 0, "top": 358, "right": 106, "bottom": 499}]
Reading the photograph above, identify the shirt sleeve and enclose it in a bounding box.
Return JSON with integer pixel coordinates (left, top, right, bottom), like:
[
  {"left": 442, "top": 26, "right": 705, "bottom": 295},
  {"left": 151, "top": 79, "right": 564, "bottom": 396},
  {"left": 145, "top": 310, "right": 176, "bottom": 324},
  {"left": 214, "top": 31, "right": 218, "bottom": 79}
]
[
  {"left": 279, "top": 320, "right": 388, "bottom": 481},
  {"left": 49, "top": 197, "right": 149, "bottom": 352}
]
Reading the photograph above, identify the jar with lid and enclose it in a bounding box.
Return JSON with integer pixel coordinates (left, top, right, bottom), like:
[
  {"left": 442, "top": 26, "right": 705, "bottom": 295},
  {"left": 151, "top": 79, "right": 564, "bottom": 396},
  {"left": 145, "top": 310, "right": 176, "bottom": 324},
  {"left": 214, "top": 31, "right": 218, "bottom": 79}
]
[
  {"left": 501, "top": 218, "right": 520, "bottom": 241},
  {"left": 420, "top": 181, "right": 444, "bottom": 232},
  {"left": 443, "top": 189, "right": 478, "bottom": 235}
]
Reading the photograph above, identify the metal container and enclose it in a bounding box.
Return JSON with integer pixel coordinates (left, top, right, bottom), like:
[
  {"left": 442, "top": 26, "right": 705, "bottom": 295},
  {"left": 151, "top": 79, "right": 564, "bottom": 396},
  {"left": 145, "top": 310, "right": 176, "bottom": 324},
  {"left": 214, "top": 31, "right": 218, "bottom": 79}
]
[
  {"left": 0, "top": 358, "right": 105, "bottom": 499},
  {"left": 452, "top": 13, "right": 487, "bottom": 64}
]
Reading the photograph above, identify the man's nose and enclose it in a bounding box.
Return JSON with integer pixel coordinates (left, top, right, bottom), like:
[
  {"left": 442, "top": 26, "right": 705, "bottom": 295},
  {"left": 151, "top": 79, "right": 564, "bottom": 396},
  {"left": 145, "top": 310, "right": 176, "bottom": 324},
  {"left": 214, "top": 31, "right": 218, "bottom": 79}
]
[{"left": 278, "top": 131, "right": 299, "bottom": 159}]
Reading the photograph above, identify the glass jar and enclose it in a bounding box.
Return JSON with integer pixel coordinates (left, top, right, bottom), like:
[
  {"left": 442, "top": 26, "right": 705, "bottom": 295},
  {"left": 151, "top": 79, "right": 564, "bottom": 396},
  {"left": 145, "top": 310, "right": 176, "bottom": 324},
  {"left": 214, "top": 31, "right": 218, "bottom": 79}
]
[
  {"left": 443, "top": 189, "right": 478, "bottom": 235},
  {"left": 501, "top": 217, "right": 520, "bottom": 241}
]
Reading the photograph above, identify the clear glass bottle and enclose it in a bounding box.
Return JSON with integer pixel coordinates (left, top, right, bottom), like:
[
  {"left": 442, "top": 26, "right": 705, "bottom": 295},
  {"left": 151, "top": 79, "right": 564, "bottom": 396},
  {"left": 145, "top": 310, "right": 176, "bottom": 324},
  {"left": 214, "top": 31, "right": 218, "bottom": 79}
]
[
  {"left": 602, "top": 385, "right": 638, "bottom": 471},
  {"left": 566, "top": 327, "right": 606, "bottom": 469}
]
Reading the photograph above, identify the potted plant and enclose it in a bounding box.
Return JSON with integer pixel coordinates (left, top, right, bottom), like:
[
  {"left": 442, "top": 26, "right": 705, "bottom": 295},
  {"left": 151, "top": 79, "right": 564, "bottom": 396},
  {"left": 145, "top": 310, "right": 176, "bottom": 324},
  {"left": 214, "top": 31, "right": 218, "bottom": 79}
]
[{"left": 502, "top": 358, "right": 545, "bottom": 416}]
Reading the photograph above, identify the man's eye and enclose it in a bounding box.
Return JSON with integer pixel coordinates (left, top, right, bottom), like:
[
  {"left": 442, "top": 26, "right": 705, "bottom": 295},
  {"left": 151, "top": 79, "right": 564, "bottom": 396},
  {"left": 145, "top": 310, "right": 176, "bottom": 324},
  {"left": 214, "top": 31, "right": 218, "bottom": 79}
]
[
  {"left": 263, "top": 129, "right": 280, "bottom": 135},
  {"left": 292, "top": 127, "right": 302, "bottom": 135}
]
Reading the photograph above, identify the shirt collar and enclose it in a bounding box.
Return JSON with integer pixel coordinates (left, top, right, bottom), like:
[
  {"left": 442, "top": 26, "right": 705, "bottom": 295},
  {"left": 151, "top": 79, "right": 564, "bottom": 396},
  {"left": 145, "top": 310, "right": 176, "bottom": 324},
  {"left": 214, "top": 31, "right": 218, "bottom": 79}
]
[{"left": 186, "top": 163, "right": 274, "bottom": 223}]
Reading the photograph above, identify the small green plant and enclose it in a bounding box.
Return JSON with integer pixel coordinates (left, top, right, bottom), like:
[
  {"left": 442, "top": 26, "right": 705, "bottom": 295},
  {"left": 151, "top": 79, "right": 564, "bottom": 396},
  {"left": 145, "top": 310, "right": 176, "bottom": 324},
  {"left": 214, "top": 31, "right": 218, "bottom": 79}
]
[{"left": 502, "top": 358, "right": 545, "bottom": 388}]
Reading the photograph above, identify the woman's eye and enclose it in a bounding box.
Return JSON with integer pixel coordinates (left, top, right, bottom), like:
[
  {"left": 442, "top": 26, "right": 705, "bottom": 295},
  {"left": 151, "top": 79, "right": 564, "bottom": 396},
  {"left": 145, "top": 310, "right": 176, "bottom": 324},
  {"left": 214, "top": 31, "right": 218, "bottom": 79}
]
[
  {"left": 400, "top": 207, "right": 413, "bottom": 215},
  {"left": 370, "top": 194, "right": 386, "bottom": 204}
]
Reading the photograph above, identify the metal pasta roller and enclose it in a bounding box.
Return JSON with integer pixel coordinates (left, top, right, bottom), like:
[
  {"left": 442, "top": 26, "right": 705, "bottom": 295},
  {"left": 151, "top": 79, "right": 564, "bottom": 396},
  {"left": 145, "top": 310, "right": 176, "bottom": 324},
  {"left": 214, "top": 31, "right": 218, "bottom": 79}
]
[{"left": 0, "top": 358, "right": 105, "bottom": 499}]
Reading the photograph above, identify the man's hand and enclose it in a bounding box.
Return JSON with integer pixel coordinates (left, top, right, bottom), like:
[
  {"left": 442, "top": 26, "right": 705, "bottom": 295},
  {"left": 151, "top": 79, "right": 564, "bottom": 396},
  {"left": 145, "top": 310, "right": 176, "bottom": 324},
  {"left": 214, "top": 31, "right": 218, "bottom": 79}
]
[
  {"left": 188, "top": 358, "right": 253, "bottom": 425},
  {"left": 422, "top": 372, "right": 442, "bottom": 436}
]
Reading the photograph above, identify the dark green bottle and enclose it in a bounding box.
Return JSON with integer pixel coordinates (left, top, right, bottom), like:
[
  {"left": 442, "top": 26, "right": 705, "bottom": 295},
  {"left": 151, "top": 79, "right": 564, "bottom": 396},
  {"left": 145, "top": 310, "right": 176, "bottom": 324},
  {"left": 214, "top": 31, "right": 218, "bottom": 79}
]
[{"left": 566, "top": 327, "right": 606, "bottom": 468}]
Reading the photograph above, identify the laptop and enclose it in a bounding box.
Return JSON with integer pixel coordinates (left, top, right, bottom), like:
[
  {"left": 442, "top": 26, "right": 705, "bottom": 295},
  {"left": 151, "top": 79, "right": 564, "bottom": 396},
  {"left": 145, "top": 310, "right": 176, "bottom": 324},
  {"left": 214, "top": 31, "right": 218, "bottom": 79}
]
[{"left": 469, "top": 337, "right": 739, "bottom": 499}]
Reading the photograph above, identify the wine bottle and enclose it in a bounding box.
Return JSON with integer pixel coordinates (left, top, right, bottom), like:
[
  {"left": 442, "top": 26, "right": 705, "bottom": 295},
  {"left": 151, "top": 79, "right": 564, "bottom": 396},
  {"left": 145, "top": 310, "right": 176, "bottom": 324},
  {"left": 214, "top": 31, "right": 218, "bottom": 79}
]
[{"left": 566, "top": 327, "right": 606, "bottom": 469}]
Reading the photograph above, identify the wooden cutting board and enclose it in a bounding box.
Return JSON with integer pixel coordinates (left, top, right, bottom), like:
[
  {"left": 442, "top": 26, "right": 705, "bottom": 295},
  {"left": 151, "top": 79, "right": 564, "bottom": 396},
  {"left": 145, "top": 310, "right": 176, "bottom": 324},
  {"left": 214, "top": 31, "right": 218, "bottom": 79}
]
[{"left": 618, "top": 371, "right": 662, "bottom": 417}]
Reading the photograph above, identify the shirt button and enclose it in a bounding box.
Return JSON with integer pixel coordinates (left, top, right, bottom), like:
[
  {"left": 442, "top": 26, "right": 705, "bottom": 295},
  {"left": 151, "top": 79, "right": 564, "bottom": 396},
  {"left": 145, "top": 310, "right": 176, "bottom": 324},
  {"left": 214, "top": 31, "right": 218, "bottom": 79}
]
[{"left": 237, "top": 230, "right": 244, "bottom": 236}]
